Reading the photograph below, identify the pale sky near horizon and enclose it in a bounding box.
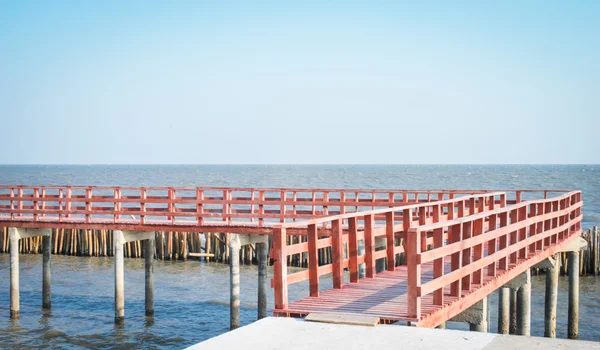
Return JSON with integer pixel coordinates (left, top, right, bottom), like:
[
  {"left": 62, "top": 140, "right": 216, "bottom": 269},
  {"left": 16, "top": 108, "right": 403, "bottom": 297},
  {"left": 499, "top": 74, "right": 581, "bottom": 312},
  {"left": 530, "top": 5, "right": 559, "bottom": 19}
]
[{"left": 1, "top": 1, "right": 598, "bottom": 164}]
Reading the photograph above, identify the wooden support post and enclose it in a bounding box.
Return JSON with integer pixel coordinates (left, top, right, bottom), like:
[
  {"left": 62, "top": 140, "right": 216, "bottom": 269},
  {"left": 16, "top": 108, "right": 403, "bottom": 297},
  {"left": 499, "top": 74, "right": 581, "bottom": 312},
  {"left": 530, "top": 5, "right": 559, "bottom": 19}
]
[
  {"left": 9, "top": 228, "right": 19, "bottom": 319},
  {"left": 544, "top": 256, "right": 558, "bottom": 338},
  {"left": 145, "top": 236, "right": 155, "bottom": 317},
  {"left": 568, "top": 251, "right": 579, "bottom": 339},
  {"left": 348, "top": 217, "right": 359, "bottom": 282},
  {"left": 42, "top": 232, "right": 52, "bottom": 310},
  {"left": 257, "top": 241, "right": 268, "bottom": 319},
  {"left": 307, "top": 224, "right": 319, "bottom": 296},
  {"left": 364, "top": 215, "right": 375, "bottom": 278},
  {"left": 498, "top": 287, "right": 510, "bottom": 334},
  {"left": 332, "top": 219, "right": 343, "bottom": 289},
  {"left": 516, "top": 269, "right": 531, "bottom": 336},
  {"left": 114, "top": 230, "right": 125, "bottom": 324},
  {"left": 449, "top": 224, "right": 462, "bottom": 296},
  {"left": 230, "top": 234, "right": 240, "bottom": 330},
  {"left": 407, "top": 228, "right": 421, "bottom": 319},
  {"left": 273, "top": 227, "right": 288, "bottom": 310},
  {"left": 385, "top": 212, "right": 395, "bottom": 271}
]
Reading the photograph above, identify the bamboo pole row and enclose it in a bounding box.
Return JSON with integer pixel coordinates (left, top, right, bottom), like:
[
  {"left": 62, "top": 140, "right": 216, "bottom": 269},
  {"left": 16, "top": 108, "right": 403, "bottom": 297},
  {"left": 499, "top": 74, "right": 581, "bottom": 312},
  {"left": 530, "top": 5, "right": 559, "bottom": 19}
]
[
  {"left": 0, "top": 227, "right": 271, "bottom": 265},
  {"left": 1, "top": 226, "right": 598, "bottom": 273}
]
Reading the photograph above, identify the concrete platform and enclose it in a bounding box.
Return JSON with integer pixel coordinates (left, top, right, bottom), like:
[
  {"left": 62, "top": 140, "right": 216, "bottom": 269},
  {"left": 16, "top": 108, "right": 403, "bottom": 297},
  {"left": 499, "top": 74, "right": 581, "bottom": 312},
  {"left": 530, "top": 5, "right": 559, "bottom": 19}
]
[{"left": 187, "top": 317, "right": 600, "bottom": 350}]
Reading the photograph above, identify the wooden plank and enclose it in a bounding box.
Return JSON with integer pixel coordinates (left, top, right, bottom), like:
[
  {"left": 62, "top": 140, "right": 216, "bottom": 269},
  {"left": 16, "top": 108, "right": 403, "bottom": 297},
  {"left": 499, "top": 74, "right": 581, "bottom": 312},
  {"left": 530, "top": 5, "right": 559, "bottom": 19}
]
[
  {"left": 188, "top": 253, "right": 215, "bottom": 257},
  {"left": 305, "top": 312, "right": 379, "bottom": 326},
  {"left": 308, "top": 224, "right": 319, "bottom": 297},
  {"left": 332, "top": 219, "right": 343, "bottom": 289},
  {"left": 364, "top": 214, "right": 375, "bottom": 278},
  {"left": 348, "top": 217, "right": 359, "bottom": 283}
]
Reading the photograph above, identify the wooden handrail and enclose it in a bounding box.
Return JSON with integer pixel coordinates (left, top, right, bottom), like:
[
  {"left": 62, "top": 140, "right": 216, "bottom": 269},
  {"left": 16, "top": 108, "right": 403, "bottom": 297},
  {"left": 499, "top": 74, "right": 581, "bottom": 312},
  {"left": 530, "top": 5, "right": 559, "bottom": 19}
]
[{"left": 405, "top": 190, "right": 582, "bottom": 319}]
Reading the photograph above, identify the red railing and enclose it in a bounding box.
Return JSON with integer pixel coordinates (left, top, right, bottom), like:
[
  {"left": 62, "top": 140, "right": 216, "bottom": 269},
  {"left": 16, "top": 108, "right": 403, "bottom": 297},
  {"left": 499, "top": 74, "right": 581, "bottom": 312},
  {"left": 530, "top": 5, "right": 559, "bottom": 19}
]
[
  {"left": 406, "top": 190, "right": 582, "bottom": 320},
  {"left": 0, "top": 185, "right": 516, "bottom": 227},
  {"left": 271, "top": 191, "right": 508, "bottom": 310}
]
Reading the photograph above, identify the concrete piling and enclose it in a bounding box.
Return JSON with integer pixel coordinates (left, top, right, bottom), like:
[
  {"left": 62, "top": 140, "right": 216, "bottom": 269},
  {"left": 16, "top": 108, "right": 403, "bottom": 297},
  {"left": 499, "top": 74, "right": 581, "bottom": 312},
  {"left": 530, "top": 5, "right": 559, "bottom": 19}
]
[
  {"left": 516, "top": 269, "right": 531, "bottom": 336},
  {"left": 145, "top": 236, "right": 155, "bottom": 317},
  {"left": 114, "top": 230, "right": 125, "bottom": 324},
  {"left": 544, "top": 257, "right": 558, "bottom": 338},
  {"left": 230, "top": 235, "right": 241, "bottom": 330},
  {"left": 449, "top": 297, "right": 487, "bottom": 332},
  {"left": 568, "top": 251, "right": 579, "bottom": 339},
  {"left": 42, "top": 233, "right": 52, "bottom": 310},
  {"left": 498, "top": 287, "right": 510, "bottom": 334},
  {"left": 509, "top": 288, "right": 517, "bottom": 334},
  {"left": 257, "top": 241, "right": 268, "bottom": 320},
  {"left": 9, "top": 228, "right": 19, "bottom": 319}
]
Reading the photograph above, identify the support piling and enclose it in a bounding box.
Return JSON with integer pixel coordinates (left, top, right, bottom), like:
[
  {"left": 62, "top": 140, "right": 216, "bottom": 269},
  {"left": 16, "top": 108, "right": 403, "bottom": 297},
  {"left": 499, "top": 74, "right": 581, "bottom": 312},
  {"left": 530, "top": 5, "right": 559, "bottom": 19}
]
[
  {"left": 230, "top": 235, "right": 241, "bottom": 330},
  {"left": 42, "top": 233, "right": 52, "bottom": 310},
  {"left": 516, "top": 269, "right": 531, "bottom": 336},
  {"left": 544, "top": 257, "right": 558, "bottom": 338},
  {"left": 257, "top": 241, "right": 268, "bottom": 320},
  {"left": 9, "top": 228, "right": 19, "bottom": 319},
  {"left": 114, "top": 230, "right": 125, "bottom": 324},
  {"left": 145, "top": 236, "right": 155, "bottom": 317},
  {"left": 509, "top": 288, "right": 517, "bottom": 334},
  {"left": 568, "top": 251, "right": 579, "bottom": 339},
  {"left": 498, "top": 287, "right": 510, "bottom": 334}
]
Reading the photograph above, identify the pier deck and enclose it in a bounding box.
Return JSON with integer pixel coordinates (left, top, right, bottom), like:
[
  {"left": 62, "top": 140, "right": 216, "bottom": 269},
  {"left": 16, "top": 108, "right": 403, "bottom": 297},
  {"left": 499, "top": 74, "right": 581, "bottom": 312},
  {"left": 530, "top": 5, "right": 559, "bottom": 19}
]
[{"left": 0, "top": 185, "right": 583, "bottom": 330}]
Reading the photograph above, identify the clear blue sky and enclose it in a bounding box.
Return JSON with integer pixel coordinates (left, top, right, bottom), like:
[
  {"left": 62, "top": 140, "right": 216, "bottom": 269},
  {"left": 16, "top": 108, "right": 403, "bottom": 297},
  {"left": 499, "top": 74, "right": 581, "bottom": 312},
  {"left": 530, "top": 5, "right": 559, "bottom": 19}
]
[{"left": 1, "top": 1, "right": 598, "bottom": 164}]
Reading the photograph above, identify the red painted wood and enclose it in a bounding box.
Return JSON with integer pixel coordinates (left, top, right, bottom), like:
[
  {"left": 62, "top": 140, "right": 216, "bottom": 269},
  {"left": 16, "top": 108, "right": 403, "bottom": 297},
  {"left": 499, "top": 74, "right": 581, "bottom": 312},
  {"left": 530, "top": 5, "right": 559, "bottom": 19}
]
[
  {"left": 348, "top": 217, "right": 359, "bottom": 283},
  {"left": 386, "top": 212, "right": 395, "bottom": 271},
  {"left": 331, "top": 219, "right": 343, "bottom": 289},
  {"left": 407, "top": 227, "right": 421, "bottom": 319},
  {"left": 273, "top": 227, "right": 288, "bottom": 309},
  {"left": 308, "top": 224, "right": 319, "bottom": 297},
  {"left": 364, "top": 214, "right": 376, "bottom": 278}
]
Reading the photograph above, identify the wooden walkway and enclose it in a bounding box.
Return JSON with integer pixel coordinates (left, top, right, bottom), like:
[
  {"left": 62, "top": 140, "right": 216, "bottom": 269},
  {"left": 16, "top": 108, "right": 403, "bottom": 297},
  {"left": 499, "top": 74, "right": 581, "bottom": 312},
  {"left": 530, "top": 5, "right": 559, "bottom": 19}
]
[
  {"left": 0, "top": 185, "right": 583, "bottom": 328},
  {"left": 270, "top": 190, "right": 582, "bottom": 328}
]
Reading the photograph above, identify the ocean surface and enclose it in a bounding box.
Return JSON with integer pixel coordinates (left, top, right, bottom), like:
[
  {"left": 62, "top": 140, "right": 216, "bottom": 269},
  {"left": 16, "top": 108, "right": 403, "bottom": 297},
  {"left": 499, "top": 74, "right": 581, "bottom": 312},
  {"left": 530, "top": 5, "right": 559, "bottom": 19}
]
[{"left": 0, "top": 165, "right": 599, "bottom": 349}]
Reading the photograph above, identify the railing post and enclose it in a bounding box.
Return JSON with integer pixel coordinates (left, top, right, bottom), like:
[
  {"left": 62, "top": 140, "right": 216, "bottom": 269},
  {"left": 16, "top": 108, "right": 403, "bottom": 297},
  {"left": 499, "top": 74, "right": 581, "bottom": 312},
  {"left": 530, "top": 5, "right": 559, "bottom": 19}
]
[
  {"left": 349, "top": 217, "right": 359, "bottom": 282},
  {"left": 33, "top": 188, "right": 39, "bottom": 221},
  {"left": 518, "top": 205, "right": 528, "bottom": 259},
  {"left": 332, "top": 219, "right": 343, "bottom": 289},
  {"left": 472, "top": 218, "right": 484, "bottom": 285},
  {"left": 509, "top": 209, "right": 518, "bottom": 264},
  {"left": 449, "top": 223, "right": 462, "bottom": 296},
  {"left": 113, "top": 188, "right": 121, "bottom": 223},
  {"left": 140, "top": 188, "right": 147, "bottom": 225},
  {"left": 65, "top": 187, "right": 71, "bottom": 218},
  {"left": 433, "top": 227, "right": 444, "bottom": 305},
  {"left": 487, "top": 214, "right": 498, "bottom": 276},
  {"left": 85, "top": 187, "right": 92, "bottom": 223},
  {"left": 407, "top": 228, "right": 421, "bottom": 319},
  {"left": 461, "top": 221, "right": 473, "bottom": 291},
  {"left": 273, "top": 227, "right": 288, "bottom": 310},
  {"left": 279, "top": 190, "right": 286, "bottom": 223},
  {"left": 386, "top": 212, "right": 395, "bottom": 271},
  {"left": 308, "top": 224, "right": 319, "bottom": 296},
  {"left": 9, "top": 188, "right": 15, "bottom": 220},
  {"left": 259, "top": 191, "right": 265, "bottom": 226},
  {"left": 170, "top": 188, "right": 177, "bottom": 224},
  {"left": 364, "top": 214, "right": 376, "bottom": 278},
  {"left": 17, "top": 188, "right": 23, "bottom": 218}
]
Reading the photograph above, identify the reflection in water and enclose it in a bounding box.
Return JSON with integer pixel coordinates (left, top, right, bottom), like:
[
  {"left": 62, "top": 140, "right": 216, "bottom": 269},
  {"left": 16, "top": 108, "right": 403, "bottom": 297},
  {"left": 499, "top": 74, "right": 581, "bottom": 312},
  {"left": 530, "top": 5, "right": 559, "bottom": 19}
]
[{"left": 0, "top": 254, "right": 599, "bottom": 348}]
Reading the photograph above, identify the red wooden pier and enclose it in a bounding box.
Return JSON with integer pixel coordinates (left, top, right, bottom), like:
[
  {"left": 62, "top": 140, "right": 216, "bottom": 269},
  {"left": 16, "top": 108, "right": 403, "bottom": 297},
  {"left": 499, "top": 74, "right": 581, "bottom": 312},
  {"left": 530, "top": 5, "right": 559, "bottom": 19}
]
[{"left": 0, "top": 186, "right": 583, "bottom": 335}]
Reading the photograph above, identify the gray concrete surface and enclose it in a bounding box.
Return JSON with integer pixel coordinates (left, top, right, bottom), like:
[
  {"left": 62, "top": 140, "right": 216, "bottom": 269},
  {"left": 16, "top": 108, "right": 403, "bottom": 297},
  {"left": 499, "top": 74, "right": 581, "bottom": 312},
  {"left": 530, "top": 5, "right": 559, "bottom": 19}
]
[{"left": 187, "top": 317, "right": 600, "bottom": 350}]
